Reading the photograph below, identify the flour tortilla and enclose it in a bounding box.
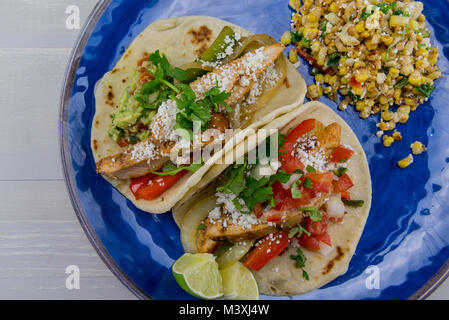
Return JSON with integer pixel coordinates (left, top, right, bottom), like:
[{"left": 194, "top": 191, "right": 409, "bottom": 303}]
[
  {"left": 173, "top": 101, "right": 372, "bottom": 296},
  {"left": 91, "top": 16, "right": 306, "bottom": 214}
]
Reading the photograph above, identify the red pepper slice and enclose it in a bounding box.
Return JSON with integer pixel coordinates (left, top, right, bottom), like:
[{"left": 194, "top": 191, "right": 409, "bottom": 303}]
[
  {"left": 244, "top": 230, "right": 290, "bottom": 271},
  {"left": 350, "top": 76, "right": 361, "bottom": 89},
  {"left": 130, "top": 171, "right": 187, "bottom": 200}
]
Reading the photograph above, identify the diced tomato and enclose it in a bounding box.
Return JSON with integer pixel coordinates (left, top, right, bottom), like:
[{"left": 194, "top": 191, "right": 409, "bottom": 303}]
[
  {"left": 244, "top": 231, "right": 290, "bottom": 271},
  {"left": 332, "top": 173, "right": 354, "bottom": 193},
  {"left": 254, "top": 203, "right": 264, "bottom": 218},
  {"left": 280, "top": 144, "right": 305, "bottom": 173},
  {"left": 330, "top": 145, "right": 354, "bottom": 163},
  {"left": 272, "top": 181, "right": 313, "bottom": 211},
  {"left": 297, "top": 212, "right": 331, "bottom": 251},
  {"left": 117, "top": 137, "right": 129, "bottom": 148},
  {"left": 350, "top": 76, "right": 361, "bottom": 89},
  {"left": 340, "top": 191, "right": 351, "bottom": 201},
  {"left": 279, "top": 119, "right": 316, "bottom": 173},
  {"left": 304, "top": 172, "right": 334, "bottom": 193},
  {"left": 130, "top": 171, "right": 187, "bottom": 200}
]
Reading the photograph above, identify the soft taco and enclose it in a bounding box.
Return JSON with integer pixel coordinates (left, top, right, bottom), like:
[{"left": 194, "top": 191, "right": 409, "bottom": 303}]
[
  {"left": 91, "top": 16, "right": 306, "bottom": 214},
  {"left": 172, "top": 101, "right": 372, "bottom": 296}
]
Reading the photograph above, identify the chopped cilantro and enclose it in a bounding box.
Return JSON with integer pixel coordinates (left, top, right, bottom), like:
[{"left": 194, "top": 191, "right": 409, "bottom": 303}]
[
  {"left": 294, "top": 169, "right": 305, "bottom": 175},
  {"left": 291, "top": 31, "right": 302, "bottom": 44},
  {"left": 361, "top": 8, "right": 374, "bottom": 20},
  {"left": 417, "top": 83, "right": 435, "bottom": 97},
  {"left": 300, "top": 207, "right": 322, "bottom": 221},
  {"left": 288, "top": 223, "right": 310, "bottom": 239},
  {"left": 198, "top": 223, "right": 206, "bottom": 230},
  {"left": 377, "top": 1, "right": 397, "bottom": 14},
  {"left": 395, "top": 77, "right": 409, "bottom": 89},
  {"left": 348, "top": 91, "right": 360, "bottom": 102},
  {"left": 327, "top": 52, "right": 341, "bottom": 68},
  {"left": 306, "top": 165, "right": 316, "bottom": 173},
  {"left": 303, "top": 177, "right": 313, "bottom": 189},
  {"left": 340, "top": 158, "right": 347, "bottom": 163},
  {"left": 291, "top": 181, "right": 303, "bottom": 199},
  {"left": 290, "top": 248, "right": 310, "bottom": 280},
  {"left": 333, "top": 167, "right": 348, "bottom": 177}
]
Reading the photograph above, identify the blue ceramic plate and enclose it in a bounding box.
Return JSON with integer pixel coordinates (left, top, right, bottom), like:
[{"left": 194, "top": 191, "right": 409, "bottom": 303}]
[{"left": 60, "top": 0, "right": 449, "bottom": 299}]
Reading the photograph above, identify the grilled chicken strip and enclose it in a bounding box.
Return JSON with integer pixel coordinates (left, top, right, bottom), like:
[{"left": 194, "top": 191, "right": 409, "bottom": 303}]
[
  {"left": 197, "top": 197, "right": 328, "bottom": 253},
  {"left": 97, "top": 44, "right": 284, "bottom": 179}
]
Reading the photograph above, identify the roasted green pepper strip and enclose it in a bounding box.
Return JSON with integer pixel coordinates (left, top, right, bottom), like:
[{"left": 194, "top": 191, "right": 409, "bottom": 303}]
[
  {"left": 342, "top": 200, "right": 365, "bottom": 207},
  {"left": 199, "top": 26, "right": 236, "bottom": 62}
]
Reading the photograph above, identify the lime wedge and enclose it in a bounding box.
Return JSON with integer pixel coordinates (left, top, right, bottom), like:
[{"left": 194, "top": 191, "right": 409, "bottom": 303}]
[
  {"left": 220, "top": 261, "right": 259, "bottom": 300},
  {"left": 173, "top": 253, "right": 223, "bottom": 299}
]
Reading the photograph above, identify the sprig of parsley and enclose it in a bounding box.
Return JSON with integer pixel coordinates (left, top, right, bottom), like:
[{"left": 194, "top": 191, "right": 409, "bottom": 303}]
[
  {"left": 149, "top": 160, "right": 202, "bottom": 176},
  {"left": 300, "top": 206, "right": 322, "bottom": 221},
  {"left": 290, "top": 249, "right": 310, "bottom": 280}
]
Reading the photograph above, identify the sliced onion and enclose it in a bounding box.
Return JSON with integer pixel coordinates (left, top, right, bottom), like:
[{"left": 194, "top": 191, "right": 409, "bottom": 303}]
[
  {"left": 180, "top": 196, "right": 217, "bottom": 253},
  {"left": 281, "top": 173, "right": 302, "bottom": 189},
  {"left": 325, "top": 194, "right": 346, "bottom": 219},
  {"left": 318, "top": 242, "right": 334, "bottom": 256}
]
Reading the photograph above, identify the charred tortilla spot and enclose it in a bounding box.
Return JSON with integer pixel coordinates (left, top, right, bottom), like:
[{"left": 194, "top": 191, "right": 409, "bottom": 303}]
[
  {"left": 111, "top": 68, "right": 118, "bottom": 74},
  {"left": 123, "top": 49, "right": 132, "bottom": 59},
  {"left": 188, "top": 26, "right": 213, "bottom": 55},
  {"left": 95, "top": 119, "right": 99, "bottom": 127},
  {"left": 283, "top": 77, "right": 290, "bottom": 88},
  {"left": 322, "top": 246, "right": 345, "bottom": 275},
  {"left": 106, "top": 85, "right": 114, "bottom": 106},
  {"left": 122, "top": 78, "right": 127, "bottom": 83},
  {"left": 93, "top": 139, "right": 98, "bottom": 151},
  {"left": 195, "top": 44, "right": 209, "bottom": 56}
]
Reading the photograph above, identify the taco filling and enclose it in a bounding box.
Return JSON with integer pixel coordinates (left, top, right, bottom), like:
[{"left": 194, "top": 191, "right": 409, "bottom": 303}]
[
  {"left": 189, "top": 117, "right": 366, "bottom": 276},
  {"left": 95, "top": 26, "right": 289, "bottom": 200}
]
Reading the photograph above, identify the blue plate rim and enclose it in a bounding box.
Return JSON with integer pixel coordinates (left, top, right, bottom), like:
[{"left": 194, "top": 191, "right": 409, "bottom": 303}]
[{"left": 58, "top": 0, "right": 449, "bottom": 300}]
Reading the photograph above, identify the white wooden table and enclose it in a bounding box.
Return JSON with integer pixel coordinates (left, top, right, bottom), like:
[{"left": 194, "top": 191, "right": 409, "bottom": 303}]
[{"left": 0, "top": 0, "right": 447, "bottom": 300}]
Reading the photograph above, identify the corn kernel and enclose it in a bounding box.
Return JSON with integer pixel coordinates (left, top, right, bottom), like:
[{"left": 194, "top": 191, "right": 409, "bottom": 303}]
[
  {"left": 409, "top": 20, "right": 419, "bottom": 31},
  {"left": 353, "top": 61, "right": 365, "bottom": 70},
  {"left": 355, "top": 21, "right": 365, "bottom": 33},
  {"left": 363, "top": 31, "right": 370, "bottom": 38},
  {"left": 315, "top": 73, "right": 325, "bottom": 84},
  {"left": 389, "top": 68, "right": 400, "bottom": 79},
  {"left": 408, "top": 70, "right": 423, "bottom": 86},
  {"left": 289, "top": 0, "right": 301, "bottom": 11},
  {"left": 307, "top": 84, "right": 323, "bottom": 100},
  {"left": 288, "top": 48, "right": 298, "bottom": 63},
  {"left": 355, "top": 69, "right": 369, "bottom": 83},
  {"left": 381, "top": 35, "right": 394, "bottom": 46},
  {"left": 306, "top": 14, "right": 317, "bottom": 24},
  {"left": 356, "top": 101, "right": 365, "bottom": 111},
  {"left": 339, "top": 66, "right": 348, "bottom": 76},
  {"left": 403, "top": 98, "right": 414, "bottom": 106},
  {"left": 415, "top": 48, "right": 429, "bottom": 58},
  {"left": 280, "top": 31, "right": 292, "bottom": 45},
  {"left": 393, "top": 88, "right": 402, "bottom": 101},
  {"left": 329, "top": 3, "right": 337, "bottom": 13},
  {"left": 428, "top": 71, "right": 442, "bottom": 80},
  {"left": 379, "top": 95, "right": 389, "bottom": 105},
  {"left": 381, "top": 110, "right": 392, "bottom": 121},
  {"left": 352, "top": 86, "right": 363, "bottom": 96},
  {"left": 390, "top": 16, "right": 410, "bottom": 27},
  {"left": 383, "top": 135, "right": 394, "bottom": 147},
  {"left": 417, "top": 14, "right": 426, "bottom": 23},
  {"left": 397, "top": 154, "right": 414, "bottom": 168},
  {"left": 392, "top": 130, "right": 402, "bottom": 141},
  {"left": 339, "top": 100, "right": 349, "bottom": 111},
  {"left": 410, "top": 141, "right": 426, "bottom": 155}
]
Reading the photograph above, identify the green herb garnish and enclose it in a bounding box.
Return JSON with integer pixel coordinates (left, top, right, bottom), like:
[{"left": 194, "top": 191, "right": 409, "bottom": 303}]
[
  {"left": 327, "top": 52, "right": 341, "bottom": 68},
  {"left": 306, "top": 165, "right": 316, "bottom": 173},
  {"left": 417, "top": 83, "right": 435, "bottom": 97},
  {"left": 291, "top": 181, "right": 303, "bottom": 199},
  {"left": 290, "top": 249, "right": 310, "bottom": 280},
  {"left": 395, "top": 77, "right": 409, "bottom": 89},
  {"left": 303, "top": 177, "right": 313, "bottom": 189},
  {"left": 150, "top": 160, "right": 202, "bottom": 176},
  {"left": 300, "top": 207, "right": 322, "bottom": 221},
  {"left": 288, "top": 223, "right": 310, "bottom": 239},
  {"left": 348, "top": 91, "right": 360, "bottom": 102},
  {"left": 333, "top": 167, "right": 348, "bottom": 177}
]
